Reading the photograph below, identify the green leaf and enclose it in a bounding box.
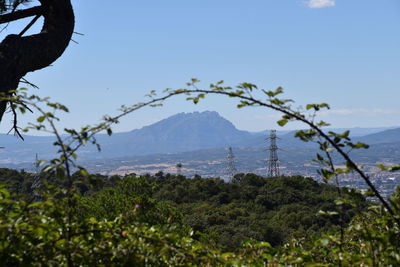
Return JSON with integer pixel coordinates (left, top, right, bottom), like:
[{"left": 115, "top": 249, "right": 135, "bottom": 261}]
[
  {"left": 80, "top": 168, "right": 89, "bottom": 177},
  {"left": 316, "top": 120, "right": 330, "bottom": 127},
  {"left": 320, "top": 238, "right": 330, "bottom": 247},
  {"left": 0, "top": 188, "right": 10, "bottom": 199},
  {"left": 306, "top": 103, "right": 330, "bottom": 111},
  {"left": 306, "top": 104, "right": 315, "bottom": 110},
  {"left": 377, "top": 164, "right": 400, "bottom": 172},
  {"left": 37, "top": 116, "right": 45, "bottom": 123},
  {"left": 352, "top": 142, "right": 369, "bottom": 149},
  {"left": 277, "top": 119, "right": 288, "bottom": 127}
]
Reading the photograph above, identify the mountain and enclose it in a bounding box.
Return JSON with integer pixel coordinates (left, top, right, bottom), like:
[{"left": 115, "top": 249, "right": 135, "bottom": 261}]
[
  {"left": 356, "top": 127, "right": 400, "bottom": 145},
  {"left": 1, "top": 110, "right": 399, "bottom": 165},
  {"left": 0, "top": 134, "right": 56, "bottom": 164},
  {"left": 239, "top": 127, "right": 397, "bottom": 148},
  {"left": 0, "top": 111, "right": 256, "bottom": 163},
  {"left": 93, "top": 111, "right": 254, "bottom": 158}
]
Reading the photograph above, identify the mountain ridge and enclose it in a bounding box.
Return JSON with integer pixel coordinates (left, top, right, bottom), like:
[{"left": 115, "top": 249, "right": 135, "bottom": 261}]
[{"left": 0, "top": 111, "right": 399, "bottom": 164}]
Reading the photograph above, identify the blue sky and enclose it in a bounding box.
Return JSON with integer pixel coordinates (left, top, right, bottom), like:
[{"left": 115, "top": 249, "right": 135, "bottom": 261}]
[{"left": 1, "top": 0, "right": 400, "bottom": 134}]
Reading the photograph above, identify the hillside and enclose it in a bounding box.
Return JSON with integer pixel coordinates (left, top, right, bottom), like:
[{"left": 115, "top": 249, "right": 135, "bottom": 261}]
[
  {"left": 356, "top": 127, "right": 400, "bottom": 144},
  {"left": 93, "top": 111, "right": 254, "bottom": 158},
  {"left": 0, "top": 111, "right": 256, "bottom": 163}
]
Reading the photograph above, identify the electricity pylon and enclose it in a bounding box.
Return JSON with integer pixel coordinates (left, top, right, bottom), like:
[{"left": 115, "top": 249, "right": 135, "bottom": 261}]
[
  {"left": 226, "top": 147, "right": 237, "bottom": 182},
  {"left": 176, "top": 162, "right": 183, "bottom": 176},
  {"left": 31, "top": 154, "right": 42, "bottom": 201},
  {"left": 267, "top": 130, "right": 280, "bottom": 177}
]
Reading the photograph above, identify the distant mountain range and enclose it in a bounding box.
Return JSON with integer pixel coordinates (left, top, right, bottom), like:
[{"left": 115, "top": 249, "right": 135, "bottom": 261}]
[
  {"left": 0, "top": 111, "right": 399, "bottom": 165},
  {"left": 98, "top": 111, "right": 252, "bottom": 156},
  {"left": 356, "top": 128, "right": 400, "bottom": 144}
]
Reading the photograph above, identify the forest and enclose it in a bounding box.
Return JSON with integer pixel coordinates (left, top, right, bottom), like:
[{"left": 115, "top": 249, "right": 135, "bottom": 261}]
[
  {"left": 0, "top": 169, "right": 367, "bottom": 250},
  {"left": 1, "top": 168, "right": 399, "bottom": 265}
]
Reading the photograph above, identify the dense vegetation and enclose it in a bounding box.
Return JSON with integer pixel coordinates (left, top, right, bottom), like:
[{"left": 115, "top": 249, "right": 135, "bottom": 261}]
[
  {"left": 149, "top": 172, "right": 365, "bottom": 249},
  {"left": 2, "top": 168, "right": 388, "bottom": 266},
  {"left": 0, "top": 168, "right": 366, "bottom": 250}
]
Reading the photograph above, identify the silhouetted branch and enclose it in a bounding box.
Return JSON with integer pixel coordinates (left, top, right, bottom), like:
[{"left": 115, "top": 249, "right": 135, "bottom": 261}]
[{"left": 0, "top": 6, "right": 42, "bottom": 24}]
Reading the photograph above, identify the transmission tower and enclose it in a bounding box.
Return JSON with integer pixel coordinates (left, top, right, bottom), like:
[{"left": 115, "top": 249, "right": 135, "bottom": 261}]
[
  {"left": 176, "top": 162, "right": 183, "bottom": 176},
  {"left": 31, "top": 154, "right": 42, "bottom": 201},
  {"left": 226, "top": 147, "right": 237, "bottom": 182},
  {"left": 267, "top": 130, "right": 280, "bottom": 177}
]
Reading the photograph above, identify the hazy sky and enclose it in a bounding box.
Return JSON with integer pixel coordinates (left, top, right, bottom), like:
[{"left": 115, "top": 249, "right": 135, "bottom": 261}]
[{"left": 1, "top": 0, "right": 399, "bottom": 134}]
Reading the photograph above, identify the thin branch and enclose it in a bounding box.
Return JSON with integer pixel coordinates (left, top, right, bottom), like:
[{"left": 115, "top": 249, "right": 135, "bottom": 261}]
[
  {"left": 8, "top": 103, "right": 24, "bottom": 140},
  {"left": 0, "top": 6, "right": 43, "bottom": 24},
  {"left": 18, "top": 14, "right": 40, "bottom": 36},
  {"left": 20, "top": 78, "right": 39, "bottom": 90},
  {"left": 323, "top": 147, "right": 344, "bottom": 262}
]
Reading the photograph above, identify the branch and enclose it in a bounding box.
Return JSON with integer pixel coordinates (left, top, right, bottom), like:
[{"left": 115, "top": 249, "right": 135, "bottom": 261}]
[
  {"left": 8, "top": 103, "right": 24, "bottom": 140},
  {"left": 18, "top": 14, "right": 40, "bottom": 36},
  {"left": 0, "top": 6, "right": 43, "bottom": 24}
]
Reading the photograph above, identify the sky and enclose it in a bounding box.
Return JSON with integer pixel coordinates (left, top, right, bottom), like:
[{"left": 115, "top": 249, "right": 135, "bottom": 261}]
[{"left": 0, "top": 0, "right": 400, "bottom": 134}]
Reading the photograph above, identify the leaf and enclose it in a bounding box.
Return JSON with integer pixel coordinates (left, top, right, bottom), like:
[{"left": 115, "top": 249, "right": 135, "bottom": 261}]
[
  {"left": 0, "top": 188, "right": 10, "bottom": 199},
  {"left": 352, "top": 142, "right": 369, "bottom": 149},
  {"left": 376, "top": 164, "right": 400, "bottom": 172},
  {"left": 320, "top": 239, "right": 330, "bottom": 247},
  {"left": 306, "top": 104, "right": 315, "bottom": 110},
  {"left": 277, "top": 119, "right": 288, "bottom": 127},
  {"left": 107, "top": 128, "right": 113, "bottom": 136},
  {"left": 363, "top": 189, "right": 375, "bottom": 197},
  {"left": 80, "top": 168, "right": 89, "bottom": 177},
  {"left": 316, "top": 120, "right": 330, "bottom": 127},
  {"left": 306, "top": 103, "right": 330, "bottom": 111},
  {"left": 36, "top": 116, "right": 45, "bottom": 123}
]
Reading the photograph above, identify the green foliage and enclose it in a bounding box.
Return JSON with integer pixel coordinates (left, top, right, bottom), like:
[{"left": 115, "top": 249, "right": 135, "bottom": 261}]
[
  {"left": 151, "top": 174, "right": 366, "bottom": 250},
  {"left": 0, "top": 168, "right": 120, "bottom": 199},
  {"left": 76, "top": 176, "right": 183, "bottom": 226},
  {"left": 0, "top": 168, "right": 34, "bottom": 196},
  {"left": 0, "top": 182, "right": 399, "bottom": 266},
  {"left": 275, "top": 202, "right": 400, "bottom": 266},
  {"left": 0, "top": 186, "right": 276, "bottom": 266}
]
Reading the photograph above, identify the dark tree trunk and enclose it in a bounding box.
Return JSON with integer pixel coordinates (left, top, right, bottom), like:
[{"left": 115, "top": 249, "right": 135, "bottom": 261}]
[{"left": 0, "top": 0, "right": 75, "bottom": 121}]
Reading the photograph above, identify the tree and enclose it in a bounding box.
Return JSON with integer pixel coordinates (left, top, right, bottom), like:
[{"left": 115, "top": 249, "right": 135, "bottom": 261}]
[{"left": 0, "top": 0, "right": 75, "bottom": 121}]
